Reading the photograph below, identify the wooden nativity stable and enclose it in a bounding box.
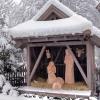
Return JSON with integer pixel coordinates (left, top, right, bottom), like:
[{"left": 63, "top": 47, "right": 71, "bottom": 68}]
[{"left": 8, "top": 0, "right": 100, "bottom": 92}]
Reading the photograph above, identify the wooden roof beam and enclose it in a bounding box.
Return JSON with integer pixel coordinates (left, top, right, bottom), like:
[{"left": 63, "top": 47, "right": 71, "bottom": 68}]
[{"left": 29, "top": 41, "right": 86, "bottom": 47}]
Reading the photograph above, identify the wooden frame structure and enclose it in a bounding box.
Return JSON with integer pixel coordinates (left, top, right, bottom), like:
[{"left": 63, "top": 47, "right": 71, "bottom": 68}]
[
  {"left": 12, "top": 0, "right": 98, "bottom": 92},
  {"left": 14, "top": 33, "right": 95, "bottom": 90}
]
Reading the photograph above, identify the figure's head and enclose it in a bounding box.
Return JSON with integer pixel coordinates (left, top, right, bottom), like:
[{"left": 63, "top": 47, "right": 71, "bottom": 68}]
[
  {"left": 49, "top": 61, "right": 54, "bottom": 66},
  {"left": 47, "top": 61, "right": 56, "bottom": 74},
  {"left": 76, "top": 48, "right": 84, "bottom": 57},
  {"left": 65, "top": 49, "right": 70, "bottom": 55}
]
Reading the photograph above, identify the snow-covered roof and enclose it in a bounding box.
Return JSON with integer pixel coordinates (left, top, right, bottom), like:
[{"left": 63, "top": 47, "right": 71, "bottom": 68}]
[
  {"left": 9, "top": 15, "right": 92, "bottom": 38},
  {"left": 8, "top": 0, "right": 93, "bottom": 38},
  {"left": 32, "top": 0, "right": 75, "bottom": 20}
]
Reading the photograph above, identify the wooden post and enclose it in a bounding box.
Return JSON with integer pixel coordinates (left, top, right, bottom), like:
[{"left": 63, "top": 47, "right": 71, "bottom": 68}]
[
  {"left": 30, "top": 46, "right": 46, "bottom": 81},
  {"left": 67, "top": 45, "right": 88, "bottom": 85},
  {"left": 86, "top": 41, "right": 95, "bottom": 90},
  {"left": 91, "top": 44, "right": 95, "bottom": 93},
  {"left": 26, "top": 46, "right": 31, "bottom": 86}
]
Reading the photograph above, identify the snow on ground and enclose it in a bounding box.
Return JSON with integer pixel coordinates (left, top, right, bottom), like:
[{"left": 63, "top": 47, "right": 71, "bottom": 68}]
[
  {"left": 0, "top": 93, "right": 98, "bottom": 100},
  {"left": 0, "top": 94, "right": 27, "bottom": 100}
]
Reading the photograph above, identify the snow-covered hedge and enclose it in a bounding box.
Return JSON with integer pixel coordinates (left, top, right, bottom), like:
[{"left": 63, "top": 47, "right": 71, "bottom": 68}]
[{"left": 0, "top": 74, "right": 18, "bottom": 96}]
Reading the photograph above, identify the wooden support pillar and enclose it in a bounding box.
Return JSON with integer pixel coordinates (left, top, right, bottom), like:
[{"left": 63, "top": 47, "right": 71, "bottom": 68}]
[
  {"left": 91, "top": 44, "right": 95, "bottom": 93},
  {"left": 30, "top": 46, "right": 46, "bottom": 81},
  {"left": 67, "top": 45, "right": 88, "bottom": 85},
  {"left": 26, "top": 46, "right": 31, "bottom": 86},
  {"left": 86, "top": 41, "right": 95, "bottom": 90}
]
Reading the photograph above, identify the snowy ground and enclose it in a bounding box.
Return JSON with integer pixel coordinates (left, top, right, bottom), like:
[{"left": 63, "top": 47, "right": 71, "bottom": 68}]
[
  {"left": 0, "top": 93, "right": 98, "bottom": 100},
  {"left": 0, "top": 94, "right": 27, "bottom": 100},
  {"left": 0, "top": 86, "right": 98, "bottom": 100}
]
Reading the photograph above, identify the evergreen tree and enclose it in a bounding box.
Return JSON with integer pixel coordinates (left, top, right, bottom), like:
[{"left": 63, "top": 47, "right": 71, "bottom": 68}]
[
  {"left": 0, "top": 16, "right": 24, "bottom": 76},
  {"left": 0, "top": 16, "right": 23, "bottom": 95}
]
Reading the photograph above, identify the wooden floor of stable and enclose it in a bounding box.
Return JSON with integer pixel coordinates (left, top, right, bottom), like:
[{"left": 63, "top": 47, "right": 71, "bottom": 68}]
[{"left": 31, "top": 81, "right": 88, "bottom": 90}]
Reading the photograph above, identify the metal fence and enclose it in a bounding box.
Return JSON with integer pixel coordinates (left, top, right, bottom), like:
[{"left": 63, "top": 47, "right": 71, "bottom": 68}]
[{"left": 4, "top": 66, "right": 27, "bottom": 87}]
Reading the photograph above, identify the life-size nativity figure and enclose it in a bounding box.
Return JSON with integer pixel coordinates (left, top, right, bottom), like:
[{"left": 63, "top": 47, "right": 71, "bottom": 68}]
[
  {"left": 64, "top": 49, "right": 75, "bottom": 84},
  {"left": 47, "top": 61, "right": 64, "bottom": 89}
]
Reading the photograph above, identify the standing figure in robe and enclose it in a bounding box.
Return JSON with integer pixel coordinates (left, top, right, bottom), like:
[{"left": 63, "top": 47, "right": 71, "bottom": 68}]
[{"left": 64, "top": 49, "right": 75, "bottom": 84}]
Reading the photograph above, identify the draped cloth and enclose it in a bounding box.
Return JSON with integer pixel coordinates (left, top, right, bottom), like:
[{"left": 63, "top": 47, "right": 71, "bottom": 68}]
[{"left": 64, "top": 49, "right": 75, "bottom": 84}]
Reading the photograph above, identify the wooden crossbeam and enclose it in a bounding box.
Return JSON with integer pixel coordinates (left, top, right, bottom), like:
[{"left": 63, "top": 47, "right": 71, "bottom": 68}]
[
  {"left": 29, "top": 46, "right": 46, "bottom": 81},
  {"left": 66, "top": 45, "right": 88, "bottom": 85},
  {"left": 29, "top": 41, "right": 86, "bottom": 47}
]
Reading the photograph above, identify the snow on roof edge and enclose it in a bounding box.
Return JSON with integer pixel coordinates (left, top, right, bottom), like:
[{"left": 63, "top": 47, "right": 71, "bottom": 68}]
[
  {"left": 8, "top": 14, "right": 93, "bottom": 38},
  {"left": 33, "top": 0, "right": 75, "bottom": 21}
]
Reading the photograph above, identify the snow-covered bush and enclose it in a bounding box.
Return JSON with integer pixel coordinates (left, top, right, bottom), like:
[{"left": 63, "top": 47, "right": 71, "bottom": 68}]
[
  {"left": 2, "top": 81, "right": 13, "bottom": 95},
  {"left": 0, "top": 35, "right": 24, "bottom": 73},
  {"left": 0, "top": 16, "right": 23, "bottom": 96},
  {"left": 9, "top": 89, "right": 19, "bottom": 96},
  {"left": 0, "top": 74, "right": 6, "bottom": 88},
  {"left": 0, "top": 74, "right": 19, "bottom": 96},
  {"left": 0, "top": 16, "right": 24, "bottom": 78}
]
